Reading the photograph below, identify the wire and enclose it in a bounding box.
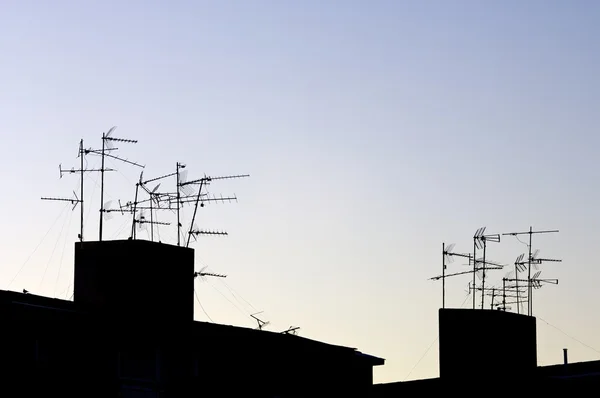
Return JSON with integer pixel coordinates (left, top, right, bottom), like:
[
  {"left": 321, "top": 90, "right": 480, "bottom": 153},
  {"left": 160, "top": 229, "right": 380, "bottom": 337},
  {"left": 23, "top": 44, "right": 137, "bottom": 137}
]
[
  {"left": 404, "top": 337, "right": 437, "bottom": 381},
  {"left": 38, "top": 205, "right": 71, "bottom": 292},
  {"left": 405, "top": 291, "right": 471, "bottom": 381},
  {"left": 220, "top": 279, "right": 258, "bottom": 312},
  {"left": 194, "top": 289, "right": 214, "bottom": 322},
  {"left": 205, "top": 279, "right": 251, "bottom": 319},
  {"left": 537, "top": 316, "right": 600, "bottom": 356},
  {"left": 8, "top": 203, "right": 70, "bottom": 289}
]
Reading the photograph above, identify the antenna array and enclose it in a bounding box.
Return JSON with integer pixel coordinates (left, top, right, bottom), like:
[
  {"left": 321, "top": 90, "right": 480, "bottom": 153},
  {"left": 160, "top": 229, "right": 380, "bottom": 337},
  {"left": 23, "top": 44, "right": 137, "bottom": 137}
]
[{"left": 431, "top": 226, "right": 561, "bottom": 316}]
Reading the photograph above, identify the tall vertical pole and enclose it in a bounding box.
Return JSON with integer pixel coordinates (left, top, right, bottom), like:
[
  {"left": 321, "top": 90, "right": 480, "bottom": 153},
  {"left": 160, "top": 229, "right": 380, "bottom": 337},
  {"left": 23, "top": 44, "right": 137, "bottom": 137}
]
[
  {"left": 176, "top": 163, "right": 181, "bottom": 246},
  {"left": 527, "top": 226, "right": 533, "bottom": 316},
  {"left": 186, "top": 180, "right": 205, "bottom": 248},
  {"left": 99, "top": 134, "right": 106, "bottom": 241},
  {"left": 472, "top": 240, "right": 477, "bottom": 309},
  {"left": 502, "top": 278, "right": 506, "bottom": 311},
  {"left": 442, "top": 242, "right": 445, "bottom": 309},
  {"left": 131, "top": 183, "right": 140, "bottom": 239},
  {"left": 481, "top": 240, "right": 486, "bottom": 309},
  {"left": 515, "top": 263, "right": 520, "bottom": 314},
  {"left": 150, "top": 195, "right": 154, "bottom": 242},
  {"left": 79, "top": 139, "right": 84, "bottom": 242}
]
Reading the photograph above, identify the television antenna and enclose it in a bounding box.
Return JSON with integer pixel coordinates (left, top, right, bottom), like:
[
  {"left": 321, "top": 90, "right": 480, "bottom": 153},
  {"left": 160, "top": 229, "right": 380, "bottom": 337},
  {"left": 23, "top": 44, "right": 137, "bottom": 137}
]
[
  {"left": 125, "top": 171, "right": 171, "bottom": 240},
  {"left": 182, "top": 173, "right": 249, "bottom": 248},
  {"left": 473, "top": 227, "right": 501, "bottom": 309},
  {"left": 194, "top": 266, "right": 227, "bottom": 281},
  {"left": 281, "top": 326, "right": 300, "bottom": 335},
  {"left": 41, "top": 139, "right": 115, "bottom": 242},
  {"left": 437, "top": 243, "right": 472, "bottom": 308},
  {"left": 251, "top": 312, "right": 270, "bottom": 331},
  {"left": 503, "top": 271, "right": 557, "bottom": 315},
  {"left": 502, "top": 227, "right": 559, "bottom": 315},
  {"left": 83, "top": 127, "right": 144, "bottom": 241}
]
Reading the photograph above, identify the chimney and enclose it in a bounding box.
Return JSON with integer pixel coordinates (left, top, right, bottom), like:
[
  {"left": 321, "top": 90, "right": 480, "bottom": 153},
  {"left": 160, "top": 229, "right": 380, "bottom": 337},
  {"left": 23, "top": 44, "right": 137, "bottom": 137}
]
[{"left": 563, "top": 348, "right": 568, "bottom": 365}]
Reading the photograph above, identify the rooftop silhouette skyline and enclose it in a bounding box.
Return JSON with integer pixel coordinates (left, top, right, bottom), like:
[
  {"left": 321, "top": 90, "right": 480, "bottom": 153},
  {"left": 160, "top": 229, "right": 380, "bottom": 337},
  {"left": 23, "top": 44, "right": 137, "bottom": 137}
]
[{"left": 1, "top": 0, "right": 599, "bottom": 382}]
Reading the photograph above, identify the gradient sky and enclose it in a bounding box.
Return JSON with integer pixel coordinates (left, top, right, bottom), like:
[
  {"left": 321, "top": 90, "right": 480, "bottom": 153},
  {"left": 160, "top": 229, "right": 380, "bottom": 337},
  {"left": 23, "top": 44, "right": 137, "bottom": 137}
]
[{"left": 1, "top": 0, "right": 599, "bottom": 383}]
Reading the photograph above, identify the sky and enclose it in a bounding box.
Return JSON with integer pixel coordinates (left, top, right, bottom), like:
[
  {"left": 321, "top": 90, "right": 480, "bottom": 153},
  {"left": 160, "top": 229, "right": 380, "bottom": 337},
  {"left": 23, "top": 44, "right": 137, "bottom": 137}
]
[{"left": 1, "top": 0, "right": 599, "bottom": 383}]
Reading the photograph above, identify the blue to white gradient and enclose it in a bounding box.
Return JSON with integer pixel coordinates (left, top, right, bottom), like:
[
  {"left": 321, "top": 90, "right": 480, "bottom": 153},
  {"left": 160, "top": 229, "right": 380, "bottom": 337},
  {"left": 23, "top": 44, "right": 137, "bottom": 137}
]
[{"left": 1, "top": 0, "right": 599, "bottom": 383}]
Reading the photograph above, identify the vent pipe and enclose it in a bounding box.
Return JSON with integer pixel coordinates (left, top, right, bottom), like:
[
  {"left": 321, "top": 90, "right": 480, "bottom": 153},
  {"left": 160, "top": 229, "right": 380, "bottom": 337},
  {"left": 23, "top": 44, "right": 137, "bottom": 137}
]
[{"left": 563, "top": 348, "right": 568, "bottom": 365}]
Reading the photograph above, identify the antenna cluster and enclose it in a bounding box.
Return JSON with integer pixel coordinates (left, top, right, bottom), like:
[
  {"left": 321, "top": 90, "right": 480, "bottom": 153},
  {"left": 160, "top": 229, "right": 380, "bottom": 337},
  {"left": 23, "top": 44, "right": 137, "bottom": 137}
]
[
  {"left": 430, "top": 226, "right": 561, "bottom": 317},
  {"left": 42, "top": 127, "right": 249, "bottom": 248}
]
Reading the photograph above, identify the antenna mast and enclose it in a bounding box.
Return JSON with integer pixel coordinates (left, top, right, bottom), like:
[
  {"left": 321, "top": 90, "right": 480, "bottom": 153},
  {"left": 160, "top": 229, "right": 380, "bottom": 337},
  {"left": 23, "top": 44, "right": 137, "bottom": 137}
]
[
  {"left": 251, "top": 312, "right": 270, "bottom": 331},
  {"left": 473, "top": 227, "right": 501, "bottom": 309},
  {"left": 182, "top": 173, "right": 250, "bottom": 248},
  {"left": 439, "top": 243, "right": 471, "bottom": 308},
  {"left": 88, "top": 127, "right": 144, "bottom": 241},
  {"left": 42, "top": 139, "right": 112, "bottom": 242},
  {"left": 502, "top": 227, "right": 559, "bottom": 316}
]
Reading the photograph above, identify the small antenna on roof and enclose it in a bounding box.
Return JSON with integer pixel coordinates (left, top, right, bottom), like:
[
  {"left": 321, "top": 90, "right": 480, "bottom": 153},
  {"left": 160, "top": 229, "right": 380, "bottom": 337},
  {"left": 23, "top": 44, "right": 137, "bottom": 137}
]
[
  {"left": 281, "top": 326, "right": 300, "bottom": 335},
  {"left": 251, "top": 311, "right": 270, "bottom": 331}
]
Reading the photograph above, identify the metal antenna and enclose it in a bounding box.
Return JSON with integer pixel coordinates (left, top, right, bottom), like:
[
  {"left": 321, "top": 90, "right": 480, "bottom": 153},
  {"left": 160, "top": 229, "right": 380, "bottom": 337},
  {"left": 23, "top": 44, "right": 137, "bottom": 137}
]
[
  {"left": 502, "top": 227, "right": 559, "bottom": 316},
  {"left": 439, "top": 243, "right": 471, "bottom": 308},
  {"left": 431, "top": 244, "right": 502, "bottom": 307},
  {"left": 194, "top": 266, "right": 227, "bottom": 280},
  {"left": 175, "top": 162, "right": 186, "bottom": 246},
  {"left": 473, "top": 227, "right": 501, "bottom": 309},
  {"left": 251, "top": 312, "right": 270, "bottom": 331},
  {"left": 504, "top": 271, "right": 558, "bottom": 314},
  {"left": 85, "top": 127, "right": 143, "bottom": 241},
  {"left": 513, "top": 254, "right": 527, "bottom": 314},
  {"left": 281, "top": 326, "right": 300, "bottom": 335},
  {"left": 183, "top": 173, "right": 249, "bottom": 248},
  {"left": 42, "top": 139, "right": 113, "bottom": 242}
]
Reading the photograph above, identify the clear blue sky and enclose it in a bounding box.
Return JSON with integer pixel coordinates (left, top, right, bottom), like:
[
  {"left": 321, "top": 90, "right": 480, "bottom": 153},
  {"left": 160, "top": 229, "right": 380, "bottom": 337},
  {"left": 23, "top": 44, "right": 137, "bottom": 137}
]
[{"left": 1, "top": 0, "right": 599, "bottom": 383}]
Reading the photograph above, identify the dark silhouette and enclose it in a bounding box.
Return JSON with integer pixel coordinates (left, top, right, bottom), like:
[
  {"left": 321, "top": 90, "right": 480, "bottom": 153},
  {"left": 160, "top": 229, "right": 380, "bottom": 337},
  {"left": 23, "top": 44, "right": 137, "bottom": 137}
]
[{"left": 1, "top": 239, "right": 383, "bottom": 397}]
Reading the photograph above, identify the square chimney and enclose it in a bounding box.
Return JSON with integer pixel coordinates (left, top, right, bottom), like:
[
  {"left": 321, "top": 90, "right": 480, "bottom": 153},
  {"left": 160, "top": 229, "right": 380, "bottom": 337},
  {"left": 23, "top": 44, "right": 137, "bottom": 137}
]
[{"left": 74, "top": 240, "right": 194, "bottom": 324}]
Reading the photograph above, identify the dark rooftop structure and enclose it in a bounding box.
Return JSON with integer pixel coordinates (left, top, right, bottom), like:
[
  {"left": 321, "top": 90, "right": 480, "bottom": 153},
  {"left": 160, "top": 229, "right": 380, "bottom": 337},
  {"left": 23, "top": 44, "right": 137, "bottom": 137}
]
[
  {"left": 1, "top": 239, "right": 384, "bottom": 398},
  {"left": 372, "top": 308, "right": 600, "bottom": 395}
]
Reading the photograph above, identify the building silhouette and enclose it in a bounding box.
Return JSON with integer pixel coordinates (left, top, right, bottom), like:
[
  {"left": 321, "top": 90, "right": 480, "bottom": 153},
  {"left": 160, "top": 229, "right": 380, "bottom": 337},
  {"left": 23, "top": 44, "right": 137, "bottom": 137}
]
[
  {"left": 1, "top": 239, "right": 384, "bottom": 397},
  {"left": 372, "top": 308, "right": 600, "bottom": 395}
]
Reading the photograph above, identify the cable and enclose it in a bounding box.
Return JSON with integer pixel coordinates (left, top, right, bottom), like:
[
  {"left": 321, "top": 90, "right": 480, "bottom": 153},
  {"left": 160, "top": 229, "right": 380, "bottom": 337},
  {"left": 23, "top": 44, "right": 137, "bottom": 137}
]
[
  {"left": 194, "top": 289, "right": 214, "bottom": 322},
  {"left": 206, "top": 279, "right": 250, "bottom": 319},
  {"left": 38, "top": 205, "right": 71, "bottom": 292},
  {"left": 8, "top": 203, "right": 70, "bottom": 289},
  {"left": 220, "top": 280, "right": 258, "bottom": 312},
  {"left": 404, "top": 337, "right": 438, "bottom": 381},
  {"left": 537, "top": 316, "right": 600, "bottom": 356},
  {"left": 405, "top": 292, "right": 471, "bottom": 381}
]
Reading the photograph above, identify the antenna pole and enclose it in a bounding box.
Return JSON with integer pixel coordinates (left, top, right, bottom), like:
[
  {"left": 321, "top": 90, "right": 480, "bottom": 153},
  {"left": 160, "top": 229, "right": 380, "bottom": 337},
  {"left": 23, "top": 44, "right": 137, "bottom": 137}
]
[
  {"left": 472, "top": 238, "right": 477, "bottom": 309},
  {"left": 490, "top": 288, "right": 495, "bottom": 310},
  {"left": 131, "top": 183, "right": 139, "bottom": 239},
  {"left": 99, "top": 133, "right": 106, "bottom": 241},
  {"left": 79, "top": 139, "right": 84, "bottom": 242},
  {"left": 515, "top": 262, "right": 520, "bottom": 314},
  {"left": 502, "top": 278, "right": 506, "bottom": 311},
  {"left": 186, "top": 179, "right": 206, "bottom": 248},
  {"left": 481, "top": 240, "right": 487, "bottom": 309},
  {"left": 176, "top": 163, "right": 182, "bottom": 246},
  {"left": 527, "top": 226, "right": 533, "bottom": 315},
  {"left": 150, "top": 192, "right": 154, "bottom": 242},
  {"left": 442, "top": 242, "right": 445, "bottom": 309}
]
